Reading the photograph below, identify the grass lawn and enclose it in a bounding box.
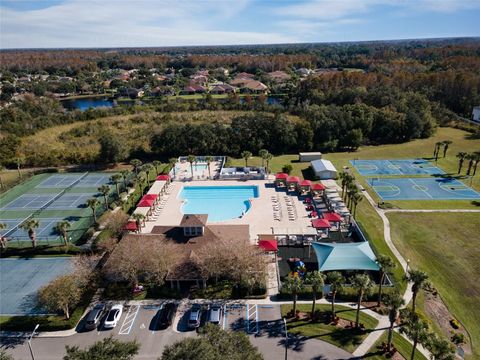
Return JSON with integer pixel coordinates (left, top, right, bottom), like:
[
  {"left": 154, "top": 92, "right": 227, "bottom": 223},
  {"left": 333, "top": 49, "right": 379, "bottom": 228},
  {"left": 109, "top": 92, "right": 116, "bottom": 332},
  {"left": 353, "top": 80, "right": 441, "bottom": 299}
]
[
  {"left": 387, "top": 212, "right": 480, "bottom": 359},
  {"left": 280, "top": 304, "right": 379, "bottom": 353},
  {"left": 364, "top": 331, "right": 428, "bottom": 360}
]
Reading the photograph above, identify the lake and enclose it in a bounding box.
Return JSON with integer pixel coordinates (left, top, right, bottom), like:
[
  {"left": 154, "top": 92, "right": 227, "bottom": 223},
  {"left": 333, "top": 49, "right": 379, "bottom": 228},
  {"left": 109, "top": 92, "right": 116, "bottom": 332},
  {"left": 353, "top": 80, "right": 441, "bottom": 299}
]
[{"left": 61, "top": 96, "right": 115, "bottom": 111}]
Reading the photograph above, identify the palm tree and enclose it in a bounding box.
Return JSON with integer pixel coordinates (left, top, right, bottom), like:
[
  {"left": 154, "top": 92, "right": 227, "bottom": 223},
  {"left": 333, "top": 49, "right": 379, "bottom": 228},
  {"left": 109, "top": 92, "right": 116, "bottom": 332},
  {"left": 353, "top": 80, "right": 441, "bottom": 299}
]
[
  {"left": 326, "top": 271, "right": 344, "bottom": 320},
  {"left": 339, "top": 172, "right": 354, "bottom": 200},
  {"left": 20, "top": 219, "right": 39, "bottom": 248},
  {"left": 472, "top": 151, "right": 480, "bottom": 176},
  {"left": 258, "top": 149, "right": 268, "bottom": 167},
  {"left": 377, "top": 255, "right": 396, "bottom": 306},
  {"left": 429, "top": 335, "right": 456, "bottom": 360},
  {"left": 456, "top": 152, "right": 467, "bottom": 174},
  {"left": 86, "top": 198, "right": 100, "bottom": 223},
  {"left": 135, "top": 172, "right": 147, "bottom": 194},
  {"left": 205, "top": 155, "right": 214, "bottom": 179},
  {"left": 442, "top": 140, "right": 452, "bottom": 158},
  {"left": 141, "top": 164, "right": 154, "bottom": 185},
  {"left": 351, "top": 273, "right": 373, "bottom": 328},
  {"left": 98, "top": 185, "right": 110, "bottom": 210},
  {"left": 407, "top": 269, "right": 429, "bottom": 312},
  {"left": 346, "top": 183, "right": 358, "bottom": 209},
  {"left": 351, "top": 192, "right": 363, "bottom": 217},
  {"left": 152, "top": 160, "right": 162, "bottom": 175},
  {"left": 55, "top": 220, "right": 71, "bottom": 246},
  {"left": 110, "top": 174, "right": 122, "bottom": 198},
  {"left": 0, "top": 165, "right": 4, "bottom": 190},
  {"left": 120, "top": 170, "right": 130, "bottom": 191},
  {"left": 187, "top": 155, "right": 196, "bottom": 178},
  {"left": 383, "top": 291, "right": 405, "bottom": 352},
  {"left": 282, "top": 274, "right": 304, "bottom": 316},
  {"left": 434, "top": 142, "right": 443, "bottom": 161},
  {"left": 265, "top": 152, "right": 273, "bottom": 174},
  {"left": 169, "top": 157, "right": 177, "bottom": 177},
  {"left": 465, "top": 153, "right": 475, "bottom": 176},
  {"left": 241, "top": 151, "right": 252, "bottom": 167},
  {"left": 400, "top": 312, "right": 430, "bottom": 360},
  {"left": 132, "top": 213, "right": 145, "bottom": 233},
  {"left": 0, "top": 222, "right": 7, "bottom": 249},
  {"left": 305, "top": 271, "right": 325, "bottom": 315},
  {"left": 15, "top": 157, "right": 23, "bottom": 179},
  {"left": 130, "top": 159, "right": 142, "bottom": 175}
]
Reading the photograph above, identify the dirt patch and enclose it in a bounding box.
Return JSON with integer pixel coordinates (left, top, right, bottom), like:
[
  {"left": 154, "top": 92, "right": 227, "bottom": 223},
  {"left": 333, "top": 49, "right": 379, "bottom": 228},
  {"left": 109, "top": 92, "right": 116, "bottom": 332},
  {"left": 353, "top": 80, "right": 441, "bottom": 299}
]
[{"left": 423, "top": 290, "right": 471, "bottom": 356}]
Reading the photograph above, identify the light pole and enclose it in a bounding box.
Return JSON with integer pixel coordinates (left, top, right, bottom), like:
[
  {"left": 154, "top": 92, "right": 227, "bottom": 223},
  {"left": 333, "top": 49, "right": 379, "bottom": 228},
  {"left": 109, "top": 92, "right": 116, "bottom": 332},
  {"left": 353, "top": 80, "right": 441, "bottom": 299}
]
[
  {"left": 283, "top": 318, "right": 288, "bottom": 360},
  {"left": 28, "top": 324, "right": 39, "bottom": 360},
  {"left": 406, "top": 259, "right": 410, "bottom": 274}
]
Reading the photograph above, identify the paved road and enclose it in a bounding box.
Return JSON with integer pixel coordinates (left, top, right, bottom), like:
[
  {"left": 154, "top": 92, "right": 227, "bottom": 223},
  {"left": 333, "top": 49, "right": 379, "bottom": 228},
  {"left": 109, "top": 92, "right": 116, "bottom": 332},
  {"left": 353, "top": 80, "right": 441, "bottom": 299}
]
[{"left": 2, "top": 302, "right": 352, "bottom": 360}]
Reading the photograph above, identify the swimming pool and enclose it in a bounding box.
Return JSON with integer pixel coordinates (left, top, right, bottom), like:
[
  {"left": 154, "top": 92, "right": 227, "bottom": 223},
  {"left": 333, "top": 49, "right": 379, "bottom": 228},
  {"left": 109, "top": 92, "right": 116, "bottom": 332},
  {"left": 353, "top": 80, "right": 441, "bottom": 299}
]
[{"left": 180, "top": 185, "right": 259, "bottom": 221}]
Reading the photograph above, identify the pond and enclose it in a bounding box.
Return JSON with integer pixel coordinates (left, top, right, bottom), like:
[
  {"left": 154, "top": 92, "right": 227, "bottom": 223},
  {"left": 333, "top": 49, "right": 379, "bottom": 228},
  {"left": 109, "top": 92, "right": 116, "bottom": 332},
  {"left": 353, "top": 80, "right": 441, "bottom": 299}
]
[{"left": 61, "top": 96, "right": 115, "bottom": 111}]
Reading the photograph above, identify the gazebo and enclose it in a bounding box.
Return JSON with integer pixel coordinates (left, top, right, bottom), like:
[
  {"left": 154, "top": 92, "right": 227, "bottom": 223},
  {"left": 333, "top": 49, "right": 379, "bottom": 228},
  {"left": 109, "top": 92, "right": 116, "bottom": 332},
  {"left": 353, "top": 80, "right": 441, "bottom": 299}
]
[
  {"left": 298, "top": 180, "right": 312, "bottom": 194},
  {"left": 311, "top": 183, "right": 326, "bottom": 197},
  {"left": 286, "top": 176, "right": 300, "bottom": 191},
  {"left": 311, "top": 218, "right": 331, "bottom": 238},
  {"left": 311, "top": 242, "right": 380, "bottom": 272},
  {"left": 156, "top": 174, "right": 170, "bottom": 183},
  {"left": 322, "top": 212, "right": 343, "bottom": 230},
  {"left": 275, "top": 173, "right": 288, "bottom": 187}
]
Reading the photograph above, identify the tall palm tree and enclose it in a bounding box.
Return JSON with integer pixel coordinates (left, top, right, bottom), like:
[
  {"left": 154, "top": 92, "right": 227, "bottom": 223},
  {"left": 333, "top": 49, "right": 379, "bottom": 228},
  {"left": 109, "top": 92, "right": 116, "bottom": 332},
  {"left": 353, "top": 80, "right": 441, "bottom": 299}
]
[
  {"left": 141, "top": 164, "right": 154, "bottom": 185},
  {"left": 442, "top": 140, "right": 452, "bottom": 158},
  {"left": 98, "top": 185, "right": 111, "bottom": 210},
  {"left": 55, "top": 220, "right": 71, "bottom": 246},
  {"left": 377, "top": 255, "right": 396, "bottom": 306},
  {"left": 86, "top": 198, "right": 100, "bottom": 223},
  {"left": 465, "top": 153, "right": 475, "bottom": 176},
  {"left": 456, "top": 152, "right": 467, "bottom": 174},
  {"left": 152, "top": 160, "right": 162, "bottom": 175},
  {"left": 15, "top": 157, "right": 23, "bottom": 180},
  {"left": 339, "top": 172, "right": 354, "bottom": 200},
  {"left": 241, "top": 151, "right": 252, "bottom": 167},
  {"left": 429, "top": 335, "right": 456, "bottom": 360},
  {"left": 305, "top": 271, "right": 325, "bottom": 315},
  {"left": 326, "top": 271, "right": 344, "bottom": 320},
  {"left": 132, "top": 213, "right": 145, "bottom": 233},
  {"left": 135, "top": 172, "right": 147, "bottom": 194},
  {"left": 169, "top": 157, "right": 177, "bottom": 177},
  {"left": 130, "top": 159, "right": 142, "bottom": 175},
  {"left": 120, "top": 170, "right": 130, "bottom": 191},
  {"left": 434, "top": 142, "right": 443, "bottom": 161},
  {"left": 351, "top": 192, "right": 363, "bottom": 217},
  {"left": 21, "top": 219, "right": 39, "bottom": 248},
  {"left": 282, "top": 274, "right": 304, "bottom": 316},
  {"left": 258, "top": 149, "right": 268, "bottom": 167},
  {"left": 383, "top": 291, "right": 405, "bottom": 352},
  {"left": 205, "top": 155, "right": 214, "bottom": 179},
  {"left": 351, "top": 273, "right": 373, "bottom": 328},
  {"left": 187, "top": 155, "right": 196, "bottom": 178},
  {"left": 265, "top": 152, "right": 273, "bottom": 174},
  {"left": 0, "top": 165, "right": 4, "bottom": 190},
  {"left": 400, "top": 312, "right": 430, "bottom": 360},
  {"left": 472, "top": 151, "right": 480, "bottom": 176},
  {"left": 346, "top": 183, "right": 358, "bottom": 209},
  {"left": 110, "top": 174, "right": 122, "bottom": 198},
  {"left": 407, "top": 269, "right": 429, "bottom": 312},
  {"left": 0, "top": 222, "right": 7, "bottom": 249}
]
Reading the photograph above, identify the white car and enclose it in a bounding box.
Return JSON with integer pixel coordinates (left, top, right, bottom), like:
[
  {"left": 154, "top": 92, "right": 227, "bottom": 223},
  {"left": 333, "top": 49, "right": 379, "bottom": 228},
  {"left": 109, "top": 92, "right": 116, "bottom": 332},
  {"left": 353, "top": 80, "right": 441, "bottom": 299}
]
[{"left": 103, "top": 304, "right": 123, "bottom": 329}]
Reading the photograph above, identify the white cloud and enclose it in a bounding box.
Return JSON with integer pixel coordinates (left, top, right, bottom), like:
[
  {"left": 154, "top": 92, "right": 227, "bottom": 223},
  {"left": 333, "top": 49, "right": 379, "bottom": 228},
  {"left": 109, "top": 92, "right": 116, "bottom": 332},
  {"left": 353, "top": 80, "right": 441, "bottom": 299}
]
[{"left": 0, "top": 0, "right": 297, "bottom": 48}]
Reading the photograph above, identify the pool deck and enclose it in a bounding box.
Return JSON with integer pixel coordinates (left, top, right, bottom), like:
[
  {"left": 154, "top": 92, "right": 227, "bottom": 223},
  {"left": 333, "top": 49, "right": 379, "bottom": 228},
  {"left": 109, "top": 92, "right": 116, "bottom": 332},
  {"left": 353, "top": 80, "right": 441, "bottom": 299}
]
[{"left": 141, "top": 179, "right": 313, "bottom": 241}]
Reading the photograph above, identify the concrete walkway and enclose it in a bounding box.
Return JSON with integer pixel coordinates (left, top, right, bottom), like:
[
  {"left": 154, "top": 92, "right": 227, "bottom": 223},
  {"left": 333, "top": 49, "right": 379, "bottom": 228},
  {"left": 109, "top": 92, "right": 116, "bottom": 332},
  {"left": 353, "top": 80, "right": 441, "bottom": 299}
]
[{"left": 384, "top": 208, "right": 480, "bottom": 213}]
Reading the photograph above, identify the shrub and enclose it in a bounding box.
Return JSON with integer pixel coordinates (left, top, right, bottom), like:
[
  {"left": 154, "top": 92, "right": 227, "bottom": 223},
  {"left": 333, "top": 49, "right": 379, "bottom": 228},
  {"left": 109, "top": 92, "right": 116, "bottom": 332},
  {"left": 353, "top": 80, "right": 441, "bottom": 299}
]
[
  {"left": 451, "top": 332, "right": 464, "bottom": 345},
  {"left": 282, "top": 164, "right": 293, "bottom": 174},
  {"left": 450, "top": 318, "right": 460, "bottom": 329}
]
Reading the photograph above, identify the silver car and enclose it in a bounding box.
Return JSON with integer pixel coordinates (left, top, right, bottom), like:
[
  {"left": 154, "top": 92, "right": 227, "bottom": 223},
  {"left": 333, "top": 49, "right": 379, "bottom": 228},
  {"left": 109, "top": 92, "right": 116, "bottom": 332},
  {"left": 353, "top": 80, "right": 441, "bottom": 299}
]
[{"left": 207, "top": 304, "right": 222, "bottom": 325}]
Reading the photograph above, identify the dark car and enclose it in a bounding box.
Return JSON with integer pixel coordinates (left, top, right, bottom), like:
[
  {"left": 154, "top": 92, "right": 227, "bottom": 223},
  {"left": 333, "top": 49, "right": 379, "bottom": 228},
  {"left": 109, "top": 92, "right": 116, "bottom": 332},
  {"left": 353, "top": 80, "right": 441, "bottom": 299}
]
[
  {"left": 157, "top": 303, "right": 177, "bottom": 329},
  {"left": 188, "top": 304, "right": 202, "bottom": 329},
  {"left": 84, "top": 303, "right": 106, "bottom": 331}
]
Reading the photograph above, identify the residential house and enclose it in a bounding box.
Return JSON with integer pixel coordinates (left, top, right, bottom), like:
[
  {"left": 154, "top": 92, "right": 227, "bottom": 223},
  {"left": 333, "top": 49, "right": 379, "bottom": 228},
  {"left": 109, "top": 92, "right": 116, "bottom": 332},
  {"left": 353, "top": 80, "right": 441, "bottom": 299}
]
[
  {"left": 267, "top": 71, "right": 291, "bottom": 83},
  {"left": 119, "top": 87, "right": 144, "bottom": 99},
  {"left": 240, "top": 80, "right": 268, "bottom": 94},
  {"left": 210, "top": 83, "right": 237, "bottom": 94},
  {"left": 295, "top": 68, "right": 314, "bottom": 77}
]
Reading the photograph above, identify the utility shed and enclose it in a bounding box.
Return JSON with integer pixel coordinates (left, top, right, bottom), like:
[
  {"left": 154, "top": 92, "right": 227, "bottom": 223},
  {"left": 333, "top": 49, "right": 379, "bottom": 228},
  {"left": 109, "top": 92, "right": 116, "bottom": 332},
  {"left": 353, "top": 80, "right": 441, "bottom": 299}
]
[
  {"left": 311, "top": 159, "right": 337, "bottom": 179},
  {"left": 299, "top": 152, "right": 322, "bottom": 162}
]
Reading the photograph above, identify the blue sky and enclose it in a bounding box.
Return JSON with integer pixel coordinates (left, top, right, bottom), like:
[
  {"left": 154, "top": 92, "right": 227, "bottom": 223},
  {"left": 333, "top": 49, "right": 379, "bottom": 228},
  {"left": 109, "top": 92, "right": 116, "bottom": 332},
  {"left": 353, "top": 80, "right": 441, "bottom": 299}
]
[{"left": 0, "top": 0, "right": 479, "bottom": 49}]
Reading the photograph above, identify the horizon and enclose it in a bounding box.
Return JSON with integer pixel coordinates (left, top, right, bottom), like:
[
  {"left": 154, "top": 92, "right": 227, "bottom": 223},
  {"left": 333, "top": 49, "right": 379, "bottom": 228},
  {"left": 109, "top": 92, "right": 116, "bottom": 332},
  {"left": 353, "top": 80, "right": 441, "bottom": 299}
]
[{"left": 1, "top": 0, "right": 479, "bottom": 49}]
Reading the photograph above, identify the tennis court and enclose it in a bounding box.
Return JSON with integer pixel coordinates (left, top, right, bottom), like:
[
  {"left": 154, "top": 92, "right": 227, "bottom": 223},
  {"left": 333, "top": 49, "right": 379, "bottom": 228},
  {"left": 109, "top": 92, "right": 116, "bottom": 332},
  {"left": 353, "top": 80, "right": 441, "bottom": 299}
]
[
  {"left": 0, "top": 193, "right": 59, "bottom": 210},
  {"left": 0, "top": 257, "right": 73, "bottom": 315},
  {"left": 36, "top": 173, "right": 86, "bottom": 188},
  {"left": 351, "top": 159, "right": 445, "bottom": 176},
  {"left": 367, "top": 177, "right": 480, "bottom": 200},
  {"left": 75, "top": 174, "right": 111, "bottom": 187},
  {"left": 0, "top": 218, "right": 63, "bottom": 240}
]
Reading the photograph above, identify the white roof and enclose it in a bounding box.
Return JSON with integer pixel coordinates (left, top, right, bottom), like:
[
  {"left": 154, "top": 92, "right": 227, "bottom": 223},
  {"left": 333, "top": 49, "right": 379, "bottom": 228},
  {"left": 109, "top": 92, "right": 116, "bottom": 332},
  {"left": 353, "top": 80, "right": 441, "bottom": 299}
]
[
  {"left": 133, "top": 207, "right": 149, "bottom": 216},
  {"left": 299, "top": 152, "right": 322, "bottom": 156},
  {"left": 311, "top": 159, "right": 337, "bottom": 173},
  {"left": 147, "top": 180, "right": 166, "bottom": 195}
]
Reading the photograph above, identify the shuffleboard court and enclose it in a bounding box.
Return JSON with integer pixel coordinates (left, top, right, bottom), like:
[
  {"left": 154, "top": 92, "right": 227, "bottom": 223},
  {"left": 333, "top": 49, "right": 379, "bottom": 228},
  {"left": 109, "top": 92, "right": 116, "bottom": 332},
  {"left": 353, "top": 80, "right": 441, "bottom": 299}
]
[
  {"left": 351, "top": 159, "right": 445, "bottom": 176},
  {"left": 367, "top": 177, "right": 480, "bottom": 200},
  {"left": 0, "top": 258, "right": 72, "bottom": 315}
]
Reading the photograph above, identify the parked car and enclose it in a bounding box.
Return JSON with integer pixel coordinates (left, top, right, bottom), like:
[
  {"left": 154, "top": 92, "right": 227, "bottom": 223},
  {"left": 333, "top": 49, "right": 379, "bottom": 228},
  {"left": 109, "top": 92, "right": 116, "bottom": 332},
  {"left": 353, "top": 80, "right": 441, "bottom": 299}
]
[
  {"left": 84, "top": 303, "right": 106, "bottom": 330},
  {"left": 207, "top": 304, "right": 222, "bottom": 325},
  {"left": 157, "top": 303, "right": 177, "bottom": 329},
  {"left": 188, "top": 304, "right": 202, "bottom": 329},
  {"left": 103, "top": 304, "right": 123, "bottom": 329}
]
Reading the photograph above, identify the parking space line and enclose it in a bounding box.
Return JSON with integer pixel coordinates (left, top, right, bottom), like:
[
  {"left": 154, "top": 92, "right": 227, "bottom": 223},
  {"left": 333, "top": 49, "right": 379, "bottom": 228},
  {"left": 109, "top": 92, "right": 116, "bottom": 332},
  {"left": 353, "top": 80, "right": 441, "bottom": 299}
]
[
  {"left": 118, "top": 305, "right": 140, "bottom": 335},
  {"left": 222, "top": 304, "right": 227, "bottom": 330}
]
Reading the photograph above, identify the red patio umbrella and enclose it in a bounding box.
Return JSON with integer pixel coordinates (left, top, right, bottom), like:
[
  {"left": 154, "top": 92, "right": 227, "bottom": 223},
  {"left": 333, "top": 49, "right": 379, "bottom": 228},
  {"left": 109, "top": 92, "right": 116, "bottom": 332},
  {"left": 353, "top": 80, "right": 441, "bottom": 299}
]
[
  {"left": 156, "top": 174, "right": 170, "bottom": 181},
  {"left": 299, "top": 180, "right": 312, "bottom": 187},
  {"left": 275, "top": 173, "right": 289, "bottom": 179},
  {"left": 124, "top": 222, "right": 138, "bottom": 231},
  {"left": 310, "top": 211, "right": 318, "bottom": 218},
  {"left": 258, "top": 239, "right": 278, "bottom": 252},
  {"left": 311, "top": 183, "right": 326, "bottom": 191},
  {"left": 286, "top": 176, "right": 300, "bottom": 183}
]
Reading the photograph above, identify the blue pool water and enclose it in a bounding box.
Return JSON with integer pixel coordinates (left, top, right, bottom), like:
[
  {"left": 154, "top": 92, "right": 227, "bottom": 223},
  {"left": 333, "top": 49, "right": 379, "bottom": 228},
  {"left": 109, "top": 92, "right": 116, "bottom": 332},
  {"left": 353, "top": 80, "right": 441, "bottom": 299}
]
[{"left": 180, "top": 186, "right": 259, "bottom": 221}]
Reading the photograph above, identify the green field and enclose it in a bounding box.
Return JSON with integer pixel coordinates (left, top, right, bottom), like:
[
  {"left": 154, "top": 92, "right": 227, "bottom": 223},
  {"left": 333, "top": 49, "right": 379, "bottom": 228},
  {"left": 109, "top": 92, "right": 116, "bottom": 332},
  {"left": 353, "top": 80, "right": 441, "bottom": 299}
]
[
  {"left": 387, "top": 212, "right": 480, "bottom": 359},
  {"left": 281, "top": 304, "right": 379, "bottom": 353}
]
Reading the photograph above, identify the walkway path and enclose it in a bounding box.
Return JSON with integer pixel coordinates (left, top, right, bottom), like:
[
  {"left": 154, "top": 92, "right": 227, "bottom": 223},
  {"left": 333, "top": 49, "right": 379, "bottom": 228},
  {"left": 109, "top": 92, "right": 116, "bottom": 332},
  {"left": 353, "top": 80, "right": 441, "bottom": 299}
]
[{"left": 384, "top": 208, "right": 480, "bottom": 213}]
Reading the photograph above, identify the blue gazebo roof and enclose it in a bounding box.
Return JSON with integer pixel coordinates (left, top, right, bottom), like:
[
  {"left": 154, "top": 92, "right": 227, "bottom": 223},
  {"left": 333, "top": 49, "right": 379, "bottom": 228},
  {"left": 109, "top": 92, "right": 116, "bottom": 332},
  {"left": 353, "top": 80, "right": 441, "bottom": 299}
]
[{"left": 312, "top": 242, "right": 380, "bottom": 271}]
